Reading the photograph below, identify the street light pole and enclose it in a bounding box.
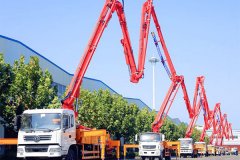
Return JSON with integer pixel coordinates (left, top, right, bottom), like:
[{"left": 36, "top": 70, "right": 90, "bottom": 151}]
[{"left": 149, "top": 57, "right": 159, "bottom": 111}]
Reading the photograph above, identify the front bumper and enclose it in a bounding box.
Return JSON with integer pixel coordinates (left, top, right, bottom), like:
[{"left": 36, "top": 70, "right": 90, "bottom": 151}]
[
  {"left": 139, "top": 149, "right": 161, "bottom": 157},
  {"left": 180, "top": 149, "right": 193, "bottom": 154},
  {"left": 17, "top": 144, "right": 62, "bottom": 158}
]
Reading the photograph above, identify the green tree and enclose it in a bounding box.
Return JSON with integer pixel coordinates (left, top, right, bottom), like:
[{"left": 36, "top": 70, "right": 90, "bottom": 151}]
[
  {"left": 78, "top": 89, "right": 141, "bottom": 143},
  {"left": 135, "top": 108, "right": 156, "bottom": 133},
  {"left": 177, "top": 122, "right": 188, "bottom": 138},
  {"left": 160, "top": 118, "right": 182, "bottom": 141},
  {"left": 0, "top": 54, "right": 13, "bottom": 121},
  {"left": 1, "top": 55, "right": 57, "bottom": 133},
  {"left": 48, "top": 96, "right": 61, "bottom": 109},
  {"left": 191, "top": 128, "right": 201, "bottom": 142},
  {"left": 204, "top": 136, "right": 210, "bottom": 144}
]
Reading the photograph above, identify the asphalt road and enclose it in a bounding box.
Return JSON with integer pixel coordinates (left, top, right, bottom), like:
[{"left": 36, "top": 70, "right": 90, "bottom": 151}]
[
  {"left": 124, "top": 155, "right": 240, "bottom": 160},
  {"left": 175, "top": 155, "right": 240, "bottom": 160}
]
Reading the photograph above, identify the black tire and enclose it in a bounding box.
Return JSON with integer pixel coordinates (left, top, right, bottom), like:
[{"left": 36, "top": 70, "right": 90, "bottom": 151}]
[
  {"left": 160, "top": 155, "right": 163, "bottom": 160},
  {"left": 165, "top": 156, "right": 171, "bottom": 160},
  {"left": 65, "top": 148, "right": 77, "bottom": 160},
  {"left": 50, "top": 158, "right": 63, "bottom": 160}
]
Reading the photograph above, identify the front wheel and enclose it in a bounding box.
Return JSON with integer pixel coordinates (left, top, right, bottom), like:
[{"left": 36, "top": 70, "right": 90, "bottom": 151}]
[
  {"left": 65, "top": 148, "right": 77, "bottom": 160},
  {"left": 159, "top": 155, "right": 163, "bottom": 160},
  {"left": 50, "top": 158, "right": 63, "bottom": 160},
  {"left": 155, "top": 156, "right": 163, "bottom": 160},
  {"left": 165, "top": 156, "right": 171, "bottom": 160}
]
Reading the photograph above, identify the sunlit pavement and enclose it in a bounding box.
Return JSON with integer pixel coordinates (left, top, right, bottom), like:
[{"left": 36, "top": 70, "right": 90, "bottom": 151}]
[
  {"left": 176, "top": 155, "right": 240, "bottom": 160},
  {"left": 123, "top": 155, "right": 240, "bottom": 160}
]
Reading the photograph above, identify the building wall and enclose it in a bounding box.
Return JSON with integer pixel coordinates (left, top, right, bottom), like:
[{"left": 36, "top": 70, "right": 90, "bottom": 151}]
[
  {"left": 0, "top": 35, "right": 72, "bottom": 87},
  {"left": 0, "top": 35, "right": 150, "bottom": 110}
]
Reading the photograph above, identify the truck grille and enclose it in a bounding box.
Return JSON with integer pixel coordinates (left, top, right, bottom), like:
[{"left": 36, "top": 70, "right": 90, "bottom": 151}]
[
  {"left": 25, "top": 145, "right": 48, "bottom": 152},
  {"left": 24, "top": 135, "right": 52, "bottom": 142},
  {"left": 142, "top": 145, "right": 156, "bottom": 149}
]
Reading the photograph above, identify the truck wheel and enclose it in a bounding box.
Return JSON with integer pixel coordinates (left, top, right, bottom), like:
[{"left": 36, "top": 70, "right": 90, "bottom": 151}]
[
  {"left": 50, "top": 158, "right": 63, "bottom": 160},
  {"left": 165, "top": 156, "right": 171, "bottom": 160},
  {"left": 159, "top": 155, "right": 163, "bottom": 160},
  {"left": 66, "top": 148, "right": 77, "bottom": 160},
  {"left": 156, "top": 156, "right": 163, "bottom": 160}
]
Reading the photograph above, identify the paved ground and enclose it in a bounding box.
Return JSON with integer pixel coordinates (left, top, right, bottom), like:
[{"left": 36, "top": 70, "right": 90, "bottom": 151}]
[
  {"left": 175, "top": 155, "right": 240, "bottom": 160},
  {"left": 2, "top": 155, "right": 240, "bottom": 160},
  {"left": 124, "top": 155, "right": 240, "bottom": 160}
]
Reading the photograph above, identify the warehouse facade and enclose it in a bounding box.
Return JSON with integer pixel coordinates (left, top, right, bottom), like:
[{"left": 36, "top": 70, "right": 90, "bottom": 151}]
[{"left": 0, "top": 34, "right": 150, "bottom": 110}]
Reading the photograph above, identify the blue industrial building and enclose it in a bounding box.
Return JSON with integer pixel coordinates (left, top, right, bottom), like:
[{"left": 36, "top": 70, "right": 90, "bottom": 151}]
[{"left": 0, "top": 35, "right": 150, "bottom": 110}]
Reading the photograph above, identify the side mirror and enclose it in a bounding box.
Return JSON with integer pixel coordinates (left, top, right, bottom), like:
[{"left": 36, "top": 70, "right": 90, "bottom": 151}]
[
  {"left": 162, "top": 134, "right": 165, "bottom": 141},
  {"left": 14, "top": 115, "right": 22, "bottom": 132},
  {"left": 135, "top": 134, "right": 138, "bottom": 142}
]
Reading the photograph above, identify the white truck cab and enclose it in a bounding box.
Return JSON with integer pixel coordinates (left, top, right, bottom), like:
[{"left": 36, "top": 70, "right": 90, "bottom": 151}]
[
  {"left": 194, "top": 141, "right": 207, "bottom": 156},
  {"left": 138, "top": 132, "right": 164, "bottom": 160},
  {"left": 178, "top": 138, "right": 193, "bottom": 158},
  {"left": 16, "top": 109, "right": 76, "bottom": 159}
]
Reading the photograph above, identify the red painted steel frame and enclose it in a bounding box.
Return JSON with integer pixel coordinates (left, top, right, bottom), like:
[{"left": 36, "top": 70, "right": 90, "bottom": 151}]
[
  {"left": 59, "top": 0, "right": 233, "bottom": 143},
  {"left": 61, "top": 0, "right": 180, "bottom": 118},
  {"left": 62, "top": 0, "right": 149, "bottom": 115},
  {"left": 184, "top": 76, "right": 212, "bottom": 138},
  {"left": 200, "top": 103, "right": 221, "bottom": 142},
  {"left": 210, "top": 112, "right": 234, "bottom": 146}
]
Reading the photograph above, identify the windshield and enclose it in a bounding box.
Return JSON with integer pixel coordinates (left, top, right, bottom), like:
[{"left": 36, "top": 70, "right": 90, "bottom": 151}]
[
  {"left": 21, "top": 113, "right": 61, "bottom": 131},
  {"left": 140, "top": 133, "right": 161, "bottom": 142},
  {"left": 180, "top": 139, "right": 192, "bottom": 146}
]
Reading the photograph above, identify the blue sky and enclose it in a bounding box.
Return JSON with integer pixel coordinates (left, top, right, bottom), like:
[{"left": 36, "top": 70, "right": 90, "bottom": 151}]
[{"left": 1, "top": 0, "right": 239, "bottom": 129}]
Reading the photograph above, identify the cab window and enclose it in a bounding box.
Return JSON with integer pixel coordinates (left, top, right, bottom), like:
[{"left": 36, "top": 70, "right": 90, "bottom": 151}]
[{"left": 63, "top": 114, "right": 69, "bottom": 130}]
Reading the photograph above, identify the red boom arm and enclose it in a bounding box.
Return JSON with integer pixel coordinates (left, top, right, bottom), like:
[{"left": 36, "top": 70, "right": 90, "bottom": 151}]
[
  {"left": 61, "top": 0, "right": 178, "bottom": 118},
  {"left": 184, "top": 76, "right": 212, "bottom": 138},
  {"left": 200, "top": 103, "right": 221, "bottom": 142}
]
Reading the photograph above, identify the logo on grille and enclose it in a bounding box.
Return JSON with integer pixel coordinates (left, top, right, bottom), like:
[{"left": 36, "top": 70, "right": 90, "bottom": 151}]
[{"left": 34, "top": 136, "right": 40, "bottom": 142}]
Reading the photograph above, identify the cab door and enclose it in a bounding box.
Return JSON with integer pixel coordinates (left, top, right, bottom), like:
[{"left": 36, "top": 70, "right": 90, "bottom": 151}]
[{"left": 62, "top": 113, "right": 76, "bottom": 154}]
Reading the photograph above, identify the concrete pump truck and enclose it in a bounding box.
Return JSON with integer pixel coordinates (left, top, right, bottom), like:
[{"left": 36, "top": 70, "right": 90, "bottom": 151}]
[{"left": 13, "top": 0, "right": 182, "bottom": 159}]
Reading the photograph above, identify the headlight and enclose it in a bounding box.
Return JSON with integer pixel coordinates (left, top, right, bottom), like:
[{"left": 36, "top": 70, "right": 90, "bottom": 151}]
[
  {"left": 17, "top": 148, "right": 24, "bottom": 154},
  {"left": 49, "top": 148, "right": 61, "bottom": 152}
]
